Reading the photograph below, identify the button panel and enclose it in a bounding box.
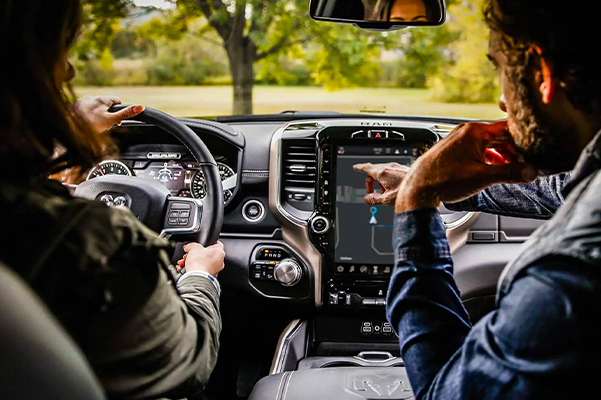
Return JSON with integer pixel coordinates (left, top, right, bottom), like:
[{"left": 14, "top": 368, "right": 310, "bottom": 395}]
[
  {"left": 248, "top": 245, "right": 310, "bottom": 299},
  {"left": 166, "top": 201, "right": 193, "bottom": 227},
  {"left": 251, "top": 261, "right": 276, "bottom": 281}
]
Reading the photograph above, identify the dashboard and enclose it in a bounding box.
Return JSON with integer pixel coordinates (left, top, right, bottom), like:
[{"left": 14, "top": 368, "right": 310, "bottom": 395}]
[
  {"left": 72, "top": 113, "right": 550, "bottom": 395},
  {"left": 81, "top": 113, "right": 543, "bottom": 323}
]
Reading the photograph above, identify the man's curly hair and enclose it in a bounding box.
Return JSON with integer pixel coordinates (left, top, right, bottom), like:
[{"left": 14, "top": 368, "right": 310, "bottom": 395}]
[{"left": 483, "top": 0, "right": 601, "bottom": 116}]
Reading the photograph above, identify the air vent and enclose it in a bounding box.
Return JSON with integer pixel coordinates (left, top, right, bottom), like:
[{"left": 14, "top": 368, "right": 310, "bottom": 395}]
[
  {"left": 281, "top": 138, "right": 317, "bottom": 212},
  {"left": 431, "top": 125, "right": 455, "bottom": 137}
]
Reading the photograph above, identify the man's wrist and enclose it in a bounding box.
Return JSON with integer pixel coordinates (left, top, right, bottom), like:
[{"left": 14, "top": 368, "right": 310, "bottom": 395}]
[{"left": 395, "top": 185, "right": 440, "bottom": 213}]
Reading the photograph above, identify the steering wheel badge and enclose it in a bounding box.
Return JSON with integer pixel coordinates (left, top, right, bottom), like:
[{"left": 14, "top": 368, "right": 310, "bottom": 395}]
[{"left": 99, "top": 193, "right": 129, "bottom": 208}]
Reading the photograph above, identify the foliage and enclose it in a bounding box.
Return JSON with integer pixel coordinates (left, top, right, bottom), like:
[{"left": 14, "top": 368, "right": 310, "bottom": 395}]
[
  {"left": 111, "top": 28, "right": 156, "bottom": 58},
  {"left": 146, "top": 34, "right": 229, "bottom": 85},
  {"left": 73, "top": 0, "right": 501, "bottom": 112},
  {"left": 72, "top": 48, "right": 115, "bottom": 86},
  {"left": 428, "top": 0, "right": 500, "bottom": 103},
  {"left": 112, "top": 59, "right": 149, "bottom": 85},
  {"left": 395, "top": 26, "right": 456, "bottom": 88},
  {"left": 72, "top": 0, "right": 132, "bottom": 61}
]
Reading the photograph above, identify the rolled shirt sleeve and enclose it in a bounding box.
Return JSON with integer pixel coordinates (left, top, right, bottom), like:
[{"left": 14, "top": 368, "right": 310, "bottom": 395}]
[{"left": 387, "top": 208, "right": 590, "bottom": 399}]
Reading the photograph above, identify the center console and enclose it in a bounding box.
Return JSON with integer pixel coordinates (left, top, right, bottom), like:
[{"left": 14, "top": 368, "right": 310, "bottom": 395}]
[
  {"left": 260, "top": 122, "right": 440, "bottom": 400},
  {"left": 307, "top": 127, "right": 438, "bottom": 313}
]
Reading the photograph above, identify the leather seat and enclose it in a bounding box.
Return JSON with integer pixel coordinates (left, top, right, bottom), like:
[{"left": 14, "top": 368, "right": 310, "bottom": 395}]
[
  {"left": 248, "top": 367, "right": 414, "bottom": 400},
  {"left": 0, "top": 262, "right": 105, "bottom": 400}
]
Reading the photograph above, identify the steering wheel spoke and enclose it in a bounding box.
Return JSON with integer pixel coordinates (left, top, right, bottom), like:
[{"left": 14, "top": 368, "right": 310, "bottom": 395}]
[{"left": 161, "top": 197, "right": 203, "bottom": 237}]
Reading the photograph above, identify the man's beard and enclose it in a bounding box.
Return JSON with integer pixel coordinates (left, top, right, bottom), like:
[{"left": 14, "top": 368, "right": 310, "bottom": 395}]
[{"left": 507, "top": 76, "right": 581, "bottom": 175}]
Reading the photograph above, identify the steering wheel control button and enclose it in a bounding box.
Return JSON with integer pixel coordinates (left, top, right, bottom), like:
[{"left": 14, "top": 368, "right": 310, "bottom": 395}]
[
  {"left": 242, "top": 200, "right": 265, "bottom": 223},
  {"left": 170, "top": 202, "right": 192, "bottom": 210},
  {"left": 274, "top": 259, "right": 302, "bottom": 287},
  {"left": 311, "top": 216, "right": 330, "bottom": 234}
]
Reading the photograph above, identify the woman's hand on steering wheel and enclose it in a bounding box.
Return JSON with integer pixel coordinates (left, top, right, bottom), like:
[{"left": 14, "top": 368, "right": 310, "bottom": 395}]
[
  {"left": 177, "top": 241, "right": 225, "bottom": 278},
  {"left": 72, "top": 96, "right": 144, "bottom": 134}
]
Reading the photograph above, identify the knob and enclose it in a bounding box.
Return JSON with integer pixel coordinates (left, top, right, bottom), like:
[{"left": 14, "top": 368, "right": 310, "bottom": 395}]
[
  {"left": 311, "top": 216, "right": 330, "bottom": 234},
  {"left": 274, "top": 259, "right": 302, "bottom": 287}
]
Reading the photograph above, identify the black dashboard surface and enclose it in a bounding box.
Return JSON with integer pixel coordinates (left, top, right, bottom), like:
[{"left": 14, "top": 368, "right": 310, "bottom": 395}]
[{"left": 103, "top": 115, "right": 543, "bottom": 309}]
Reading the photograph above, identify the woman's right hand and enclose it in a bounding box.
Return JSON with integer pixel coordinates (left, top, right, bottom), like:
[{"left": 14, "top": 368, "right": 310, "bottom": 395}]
[{"left": 178, "top": 241, "right": 225, "bottom": 277}]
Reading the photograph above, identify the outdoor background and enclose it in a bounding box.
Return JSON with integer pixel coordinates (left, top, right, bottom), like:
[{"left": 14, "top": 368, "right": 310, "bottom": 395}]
[{"left": 74, "top": 0, "right": 504, "bottom": 119}]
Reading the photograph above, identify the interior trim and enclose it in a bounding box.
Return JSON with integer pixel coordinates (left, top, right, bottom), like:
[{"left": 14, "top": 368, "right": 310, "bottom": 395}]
[
  {"left": 447, "top": 211, "right": 480, "bottom": 254},
  {"left": 270, "top": 319, "right": 303, "bottom": 375},
  {"left": 269, "top": 126, "right": 323, "bottom": 306}
]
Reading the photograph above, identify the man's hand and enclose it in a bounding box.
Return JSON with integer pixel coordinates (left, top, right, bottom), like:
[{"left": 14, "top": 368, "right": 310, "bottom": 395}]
[
  {"left": 353, "top": 162, "right": 410, "bottom": 206},
  {"left": 395, "top": 120, "right": 538, "bottom": 213},
  {"left": 178, "top": 241, "right": 225, "bottom": 278},
  {"left": 71, "top": 96, "right": 144, "bottom": 134}
]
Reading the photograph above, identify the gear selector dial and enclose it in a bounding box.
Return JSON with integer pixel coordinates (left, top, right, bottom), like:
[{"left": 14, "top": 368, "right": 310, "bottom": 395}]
[{"left": 274, "top": 259, "right": 302, "bottom": 287}]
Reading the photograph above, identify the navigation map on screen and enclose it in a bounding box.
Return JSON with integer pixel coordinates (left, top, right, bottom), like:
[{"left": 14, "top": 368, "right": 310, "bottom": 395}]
[{"left": 335, "top": 145, "right": 416, "bottom": 265}]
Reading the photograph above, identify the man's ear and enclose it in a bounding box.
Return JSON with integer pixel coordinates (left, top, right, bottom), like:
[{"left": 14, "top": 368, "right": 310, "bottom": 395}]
[{"left": 530, "top": 45, "right": 554, "bottom": 104}]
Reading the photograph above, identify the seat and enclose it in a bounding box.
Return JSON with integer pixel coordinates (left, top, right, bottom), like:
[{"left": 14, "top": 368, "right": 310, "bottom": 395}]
[
  {"left": 248, "top": 367, "right": 414, "bottom": 400},
  {"left": 0, "top": 262, "right": 106, "bottom": 400}
]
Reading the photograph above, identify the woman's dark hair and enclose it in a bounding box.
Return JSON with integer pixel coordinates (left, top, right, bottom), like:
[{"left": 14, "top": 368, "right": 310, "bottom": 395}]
[
  {"left": 0, "top": 0, "right": 112, "bottom": 182},
  {"left": 483, "top": 0, "right": 601, "bottom": 116}
]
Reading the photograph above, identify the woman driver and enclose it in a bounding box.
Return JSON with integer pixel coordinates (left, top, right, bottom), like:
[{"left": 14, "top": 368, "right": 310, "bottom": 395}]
[{"left": 0, "top": 1, "right": 224, "bottom": 399}]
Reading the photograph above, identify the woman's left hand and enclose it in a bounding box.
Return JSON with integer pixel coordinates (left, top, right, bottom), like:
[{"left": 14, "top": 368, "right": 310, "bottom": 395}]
[{"left": 71, "top": 96, "right": 144, "bottom": 134}]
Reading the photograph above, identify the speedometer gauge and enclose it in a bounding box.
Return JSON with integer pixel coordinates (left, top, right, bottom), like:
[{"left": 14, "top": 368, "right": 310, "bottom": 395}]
[
  {"left": 87, "top": 160, "right": 133, "bottom": 180},
  {"left": 191, "top": 162, "right": 235, "bottom": 204}
]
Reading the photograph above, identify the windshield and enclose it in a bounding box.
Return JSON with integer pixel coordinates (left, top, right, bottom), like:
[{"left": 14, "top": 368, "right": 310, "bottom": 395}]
[{"left": 73, "top": 0, "right": 504, "bottom": 120}]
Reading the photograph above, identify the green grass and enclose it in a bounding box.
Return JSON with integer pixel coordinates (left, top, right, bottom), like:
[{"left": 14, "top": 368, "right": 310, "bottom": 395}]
[{"left": 75, "top": 86, "right": 505, "bottom": 120}]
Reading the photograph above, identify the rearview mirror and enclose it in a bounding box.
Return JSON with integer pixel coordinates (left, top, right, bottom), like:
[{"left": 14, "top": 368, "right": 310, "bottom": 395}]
[{"left": 310, "top": 0, "right": 446, "bottom": 30}]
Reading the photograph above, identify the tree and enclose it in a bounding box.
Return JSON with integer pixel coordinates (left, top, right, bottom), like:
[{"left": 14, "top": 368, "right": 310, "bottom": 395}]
[
  {"left": 132, "top": 0, "right": 394, "bottom": 115},
  {"left": 393, "top": 26, "right": 456, "bottom": 88},
  {"left": 73, "top": 0, "right": 133, "bottom": 61},
  {"left": 428, "top": 0, "right": 500, "bottom": 103}
]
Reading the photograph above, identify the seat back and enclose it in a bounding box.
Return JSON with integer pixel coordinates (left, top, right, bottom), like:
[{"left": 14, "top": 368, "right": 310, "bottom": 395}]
[{"left": 0, "top": 262, "right": 105, "bottom": 400}]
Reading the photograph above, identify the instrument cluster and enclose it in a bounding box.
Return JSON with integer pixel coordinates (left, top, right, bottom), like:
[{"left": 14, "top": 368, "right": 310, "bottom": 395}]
[{"left": 86, "top": 159, "right": 237, "bottom": 204}]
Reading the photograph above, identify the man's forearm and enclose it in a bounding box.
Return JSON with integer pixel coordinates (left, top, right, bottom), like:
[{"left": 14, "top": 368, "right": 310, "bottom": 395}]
[
  {"left": 387, "top": 209, "right": 471, "bottom": 399},
  {"left": 445, "top": 173, "right": 570, "bottom": 219}
]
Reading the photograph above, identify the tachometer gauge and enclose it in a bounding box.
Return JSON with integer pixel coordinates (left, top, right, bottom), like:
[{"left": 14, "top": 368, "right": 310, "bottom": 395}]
[
  {"left": 191, "top": 171, "right": 207, "bottom": 199},
  {"left": 87, "top": 160, "right": 133, "bottom": 180},
  {"left": 191, "top": 162, "right": 236, "bottom": 204}
]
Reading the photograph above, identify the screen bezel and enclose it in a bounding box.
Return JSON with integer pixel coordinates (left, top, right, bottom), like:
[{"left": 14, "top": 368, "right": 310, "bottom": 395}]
[{"left": 314, "top": 127, "right": 438, "bottom": 267}]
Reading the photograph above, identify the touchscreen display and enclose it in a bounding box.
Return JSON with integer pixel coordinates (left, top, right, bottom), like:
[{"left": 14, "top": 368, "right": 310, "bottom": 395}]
[{"left": 335, "top": 145, "right": 417, "bottom": 265}]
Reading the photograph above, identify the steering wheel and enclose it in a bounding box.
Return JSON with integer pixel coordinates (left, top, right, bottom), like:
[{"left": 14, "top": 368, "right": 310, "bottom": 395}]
[{"left": 74, "top": 106, "right": 224, "bottom": 246}]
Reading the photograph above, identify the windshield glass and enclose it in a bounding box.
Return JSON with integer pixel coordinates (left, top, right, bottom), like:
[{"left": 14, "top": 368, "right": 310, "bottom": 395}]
[{"left": 73, "top": 0, "right": 504, "bottom": 120}]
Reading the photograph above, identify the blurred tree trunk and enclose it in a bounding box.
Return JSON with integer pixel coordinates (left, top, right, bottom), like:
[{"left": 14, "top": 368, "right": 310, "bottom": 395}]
[{"left": 226, "top": 37, "right": 256, "bottom": 115}]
